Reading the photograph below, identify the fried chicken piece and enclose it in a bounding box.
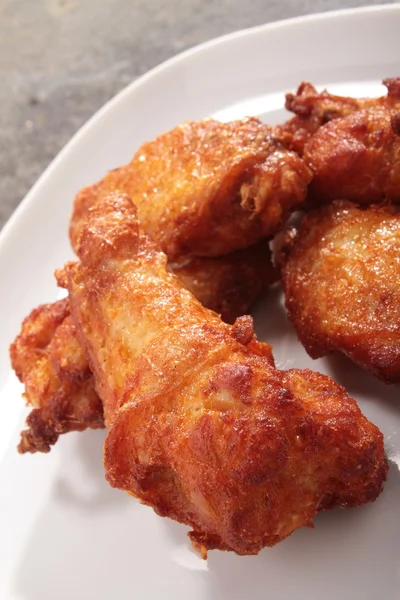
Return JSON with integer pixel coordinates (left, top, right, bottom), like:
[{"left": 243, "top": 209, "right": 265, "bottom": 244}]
[
  {"left": 274, "top": 79, "right": 400, "bottom": 205},
  {"left": 12, "top": 241, "right": 275, "bottom": 453},
  {"left": 67, "top": 192, "right": 387, "bottom": 555},
  {"left": 280, "top": 200, "right": 400, "bottom": 383},
  {"left": 14, "top": 117, "right": 286, "bottom": 454},
  {"left": 171, "top": 239, "right": 277, "bottom": 324},
  {"left": 304, "top": 107, "right": 400, "bottom": 205},
  {"left": 10, "top": 299, "right": 103, "bottom": 453},
  {"left": 70, "top": 118, "right": 312, "bottom": 259},
  {"left": 274, "top": 78, "right": 400, "bottom": 155}
]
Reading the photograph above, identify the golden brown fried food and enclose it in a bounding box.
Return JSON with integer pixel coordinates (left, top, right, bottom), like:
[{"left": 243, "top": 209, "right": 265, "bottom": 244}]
[
  {"left": 67, "top": 192, "right": 387, "bottom": 556},
  {"left": 70, "top": 118, "right": 312, "bottom": 259},
  {"left": 304, "top": 107, "right": 400, "bottom": 204},
  {"left": 274, "top": 78, "right": 400, "bottom": 155},
  {"left": 280, "top": 200, "right": 400, "bottom": 383},
  {"left": 12, "top": 241, "right": 275, "bottom": 452},
  {"left": 171, "top": 240, "right": 277, "bottom": 324},
  {"left": 14, "top": 150, "right": 280, "bottom": 455},
  {"left": 10, "top": 299, "right": 103, "bottom": 453}
]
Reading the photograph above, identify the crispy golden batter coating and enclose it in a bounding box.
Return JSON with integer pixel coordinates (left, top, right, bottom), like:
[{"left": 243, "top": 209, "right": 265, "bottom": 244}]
[
  {"left": 274, "top": 78, "right": 400, "bottom": 155},
  {"left": 10, "top": 299, "right": 103, "bottom": 453},
  {"left": 280, "top": 201, "right": 400, "bottom": 383},
  {"left": 304, "top": 107, "right": 400, "bottom": 205},
  {"left": 70, "top": 118, "right": 311, "bottom": 259},
  {"left": 67, "top": 193, "right": 386, "bottom": 555},
  {"left": 171, "top": 240, "right": 277, "bottom": 324},
  {"left": 12, "top": 242, "right": 275, "bottom": 452},
  {"left": 11, "top": 298, "right": 69, "bottom": 388}
]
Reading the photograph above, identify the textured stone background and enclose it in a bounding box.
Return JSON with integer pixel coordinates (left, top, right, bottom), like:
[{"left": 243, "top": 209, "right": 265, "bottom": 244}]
[{"left": 0, "top": 0, "right": 394, "bottom": 228}]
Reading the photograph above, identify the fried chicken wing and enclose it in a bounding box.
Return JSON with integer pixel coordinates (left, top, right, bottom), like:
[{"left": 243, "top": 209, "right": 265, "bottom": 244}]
[
  {"left": 280, "top": 201, "right": 400, "bottom": 383},
  {"left": 274, "top": 78, "right": 400, "bottom": 155},
  {"left": 66, "top": 192, "right": 386, "bottom": 556},
  {"left": 70, "top": 118, "right": 312, "bottom": 259},
  {"left": 304, "top": 107, "right": 400, "bottom": 205},
  {"left": 10, "top": 299, "right": 103, "bottom": 453}
]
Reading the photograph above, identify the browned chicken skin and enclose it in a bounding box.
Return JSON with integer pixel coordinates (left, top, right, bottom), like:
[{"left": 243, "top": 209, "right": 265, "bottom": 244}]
[
  {"left": 66, "top": 193, "right": 386, "bottom": 556},
  {"left": 70, "top": 120, "right": 287, "bottom": 323},
  {"left": 12, "top": 241, "right": 277, "bottom": 454},
  {"left": 275, "top": 78, "right": 400, "bottom": 155},
  {"left": 10, "top": 299, "right": 103, "bottom": 453},
  {"left": 274, "top": 79, "right": 400, "bottom": 205},
  {"left": 280, "top": 201, "right": 400, "bottom": 383},
  {"left": 69, "top": 120, "right": 284, "bottom": 321},
  {"left": 70, "top": 118, "right": 312, "bottom": 259},
  {"left": 171, "top": 239, "right": 277, "bottom": 324},
  {"left": 304, "top": 107, "right": 400, "bottom": 205}
]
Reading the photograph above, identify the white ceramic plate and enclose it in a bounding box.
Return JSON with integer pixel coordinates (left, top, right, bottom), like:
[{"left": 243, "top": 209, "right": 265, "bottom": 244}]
[{"left": 1, "top": 5, "right": 400, "bottom": 599}]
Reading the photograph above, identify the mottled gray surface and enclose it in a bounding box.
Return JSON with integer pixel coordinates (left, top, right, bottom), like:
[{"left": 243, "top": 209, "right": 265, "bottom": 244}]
[{"left": 0, "top": 0, "right": 395, "bottom": 228}]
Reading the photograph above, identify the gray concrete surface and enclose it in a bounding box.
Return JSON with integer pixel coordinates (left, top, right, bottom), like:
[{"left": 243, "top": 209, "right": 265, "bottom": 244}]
[{"left": 0, "top": 0, "right": 395, "bottom": 228}]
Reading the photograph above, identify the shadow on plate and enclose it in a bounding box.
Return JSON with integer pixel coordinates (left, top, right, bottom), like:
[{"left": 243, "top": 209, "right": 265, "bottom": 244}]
[
  {"left": 51, "top": 428, "right": 130, "bottom": 512},
  {"left": 11, "top": 414, "right": 400, "bottom": 600},
  {"left": 252, "top": 284, "right": 290, "bottom": 343},
  {"left": 12, "top": 429, "right": 138, "bottom": 600},
  {"left": 252, "top": 284, "right": 304, "bottom": 370},
  {"left": 325, "top": 352, "right": 400, "bottom": 412}
]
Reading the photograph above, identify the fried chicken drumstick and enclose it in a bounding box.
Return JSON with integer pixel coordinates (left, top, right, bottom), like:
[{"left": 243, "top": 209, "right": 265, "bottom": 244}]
[
  {"left": 11, "top": 240, "right": 276, "bottom": 453},
  {"left": 65, "top": 192, "right": 386, "bottom": 556},
  {"left": 280, "top": 201, "right": 400, "bottom": 383}
]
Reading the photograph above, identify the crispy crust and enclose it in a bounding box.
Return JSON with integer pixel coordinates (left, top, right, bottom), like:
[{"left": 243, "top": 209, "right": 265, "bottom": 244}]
[
  {"left": 274, "top": 78, "right": 400, "bottom": 156},
  {"left": 12, "top": 240, "right": 276, "bottom": 452},
  {"left": 281, "top": 201, "right": 400, "bottom": 383},
  {"left": 10, "top": 298, "right": 70, "bottom": 386},
  {"left": 70, "top": 118, "right": 311, "bottom": 259},
  {"left": 171, "top": 239, "right": 278, "bottom": 324},
  {"left": 304, "top": 107, "right": 400, "bottom": 205},
  {"left": 67, "top": 193, "right": 387, "bottom": 555},
  {"left": 10, "top": 300, "right": 104, "bottom": 453}
]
